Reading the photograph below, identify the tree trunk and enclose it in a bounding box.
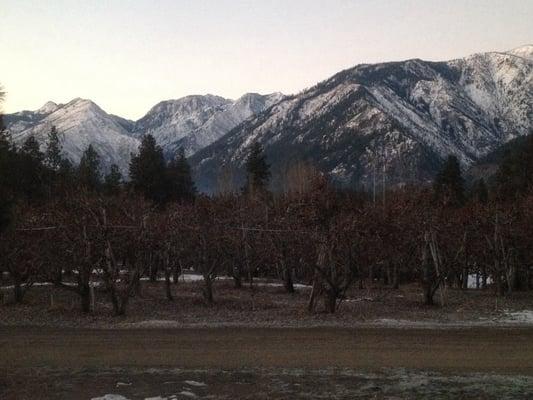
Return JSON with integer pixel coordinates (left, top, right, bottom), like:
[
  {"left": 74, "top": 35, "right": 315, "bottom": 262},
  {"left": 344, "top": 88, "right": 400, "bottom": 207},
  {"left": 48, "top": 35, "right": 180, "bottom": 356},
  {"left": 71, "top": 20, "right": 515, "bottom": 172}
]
[
  {"left": 232, "top": 264, "right": 242, "bottom": 289},
  {"left": 149, "top": 264, "right": 158, "bottom": 283},
  {"left": 307, "top": 274, "right": 322, "bottom": 313},
  {"left": 13, "top": 279, "right": 23, "bottom": 304},
  {"left": 80, "top": 284, "right": 91, "bottom": 313},
  {"left": 283, "top": 262, "right": 295, "bottom": 294},
  {"left": 462, "top": 267, "right": 469, "bottom": 290},
  {"left": 383, "top": 264, "right": 390, "bottom": 286},
  {"left": 173, "top": 263, "right": 181, "bottom": 285},
  {"left": 165, "top": 269, "right": 173, "bottom": 301},
  {"left": 54, "top": 269, "right": 63, "bottom": 286},
  {"left": 203, "top": 276, "right": 214, "bottom": 305},
  {"left": 324, "top": 289, "right": 337, "bottom": 314},
  {"left": 424, "top": 286, "right": 435, "bottom": 306},
  {"left": 392, "top": 264, "right": 399, "bottom": 289}
]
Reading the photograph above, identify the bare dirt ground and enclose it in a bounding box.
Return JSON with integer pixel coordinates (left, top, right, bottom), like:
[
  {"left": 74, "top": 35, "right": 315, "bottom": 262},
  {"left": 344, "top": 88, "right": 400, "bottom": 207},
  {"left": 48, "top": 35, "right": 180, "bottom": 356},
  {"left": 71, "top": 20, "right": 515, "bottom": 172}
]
[
  {"left": 1, "top": 278, "right": 533, "bottom": 328},
  {"left": 2, "top": 326, "right": 533, "bottom": 372},
  {"left": 1, "top": 327, "right": 533, "bottom": 399}
]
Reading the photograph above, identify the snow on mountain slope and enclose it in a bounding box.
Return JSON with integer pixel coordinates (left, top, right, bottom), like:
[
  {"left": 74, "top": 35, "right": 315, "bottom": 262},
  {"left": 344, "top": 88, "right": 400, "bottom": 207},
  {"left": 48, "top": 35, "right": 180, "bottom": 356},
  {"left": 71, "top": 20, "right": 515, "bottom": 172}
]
[
  {"left": 191, "top": 47, "right": 532, "bottom": 192},
  {"left": 5, "top": 93, "right": 284, "bottom": 175},
  {"left": 132, "top": 92, "right": 284, "bottom": 157},
  {"left": 7, "top": 98, "right": 140, "bottom": 176},
  {"left": 132, "top": 95, "right": 233, "bottom": 152},
  {"left": 507, "top": 44, "right": 533, "bottom": 61}
]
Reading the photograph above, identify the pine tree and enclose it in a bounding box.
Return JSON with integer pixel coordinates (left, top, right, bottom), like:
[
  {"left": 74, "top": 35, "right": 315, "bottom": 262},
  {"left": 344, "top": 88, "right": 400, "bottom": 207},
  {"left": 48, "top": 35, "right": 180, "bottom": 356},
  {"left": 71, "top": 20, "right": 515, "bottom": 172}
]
[
  {"left": 433, "top": 155, "right": 465, "bottom": 207},
  {"left": 17, "top": 135, "right": 46, "bottom": 199},
  {"left": 78, "top": 144, "right": 101, "bottom": 191},
  {"left": 104, "top": 164, "right": 122, "bottom": 195},
  {"left": 167, "top": 148, "right": 196, "bottom": 202},
  {"left": 470, "top": 178, "right": 488, "bottom": 204},
  {"left": 45, "top": 126, "right": 63, "bottom": 170},
  {"left": 494, "top": 136, "right": 533, "bottom": 199},
  {"left": 57, "top": 158, "right": 76, "bottom": 192},
  {"left": 243, "top": 142, "right": 271, "bottom": 194},
  {"left": 21, "top": 135, "right": 44, "bottom": 162},
  {"left": 129, "top": 134, "right": 168, "bottom": 203}
]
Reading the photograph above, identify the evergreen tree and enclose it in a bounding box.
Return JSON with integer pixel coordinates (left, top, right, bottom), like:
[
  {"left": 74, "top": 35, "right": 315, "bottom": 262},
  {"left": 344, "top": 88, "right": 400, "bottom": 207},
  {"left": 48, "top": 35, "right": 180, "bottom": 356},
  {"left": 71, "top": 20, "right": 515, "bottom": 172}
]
[
  {"left": 129, "top": 134, "right": 168, "bottom": 204},
  {"left": 21, "top": 135, "right": 44, "bottom": 162},
  {"left": 494, "top": 136, "right": 533, "bottom": 199},
  {"left": 243, "top": 142, "right": 271, "bottom": 194},
  {"left": 470, "top": 178, "right": 488, "bottom": 204},
  {"left": 78, "top": 144, "right": 101, "bottom": 191},
  {"left": 45, "top": 125, "right": 63, "bottom": 170},
  {"left": 433, "top": 155, "right": 465, "bottom": 207},
  {"left": 104, "top": 164, "right": 123, "bottom": 195},
  {"left": 18, "top": 135, "right": 46, "bottom": 199},
  {"left": 167, "top": 148, "right": 196, "bottom": 202},
  {"left": 56, "top": 158, "right": 76, "bottom": 192}
]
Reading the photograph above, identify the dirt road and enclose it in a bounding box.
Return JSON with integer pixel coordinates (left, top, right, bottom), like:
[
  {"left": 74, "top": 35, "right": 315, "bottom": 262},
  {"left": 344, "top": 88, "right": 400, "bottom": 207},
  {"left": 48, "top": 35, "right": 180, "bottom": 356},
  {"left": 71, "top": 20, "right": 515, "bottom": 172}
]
[{"left": 1, "top": 326, "right": 532, "bottom": 374}]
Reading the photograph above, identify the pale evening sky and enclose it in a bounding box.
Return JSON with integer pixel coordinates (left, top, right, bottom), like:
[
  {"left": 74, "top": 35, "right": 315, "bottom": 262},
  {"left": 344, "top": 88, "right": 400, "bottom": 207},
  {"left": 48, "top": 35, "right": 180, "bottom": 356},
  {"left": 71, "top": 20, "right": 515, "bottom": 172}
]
[{"left": 1, "top": 0, "right": 532, "bottom": 119}]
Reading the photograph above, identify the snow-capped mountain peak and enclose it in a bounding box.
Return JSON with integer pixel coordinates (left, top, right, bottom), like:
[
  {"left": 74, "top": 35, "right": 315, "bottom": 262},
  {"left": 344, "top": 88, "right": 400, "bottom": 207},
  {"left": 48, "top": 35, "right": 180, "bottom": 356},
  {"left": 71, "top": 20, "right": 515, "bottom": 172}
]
[
  {"left": 37, "top": 101, "right": 59, "bottom": 115},
  {"left": 6, "top": 98, "right": 140, "bottom": 176},
  {"left": 132, "top": 92, "right": 285, "bottom": 157},
  {"left": 507, "top": 44, "right": 533, "bottom": 61}
]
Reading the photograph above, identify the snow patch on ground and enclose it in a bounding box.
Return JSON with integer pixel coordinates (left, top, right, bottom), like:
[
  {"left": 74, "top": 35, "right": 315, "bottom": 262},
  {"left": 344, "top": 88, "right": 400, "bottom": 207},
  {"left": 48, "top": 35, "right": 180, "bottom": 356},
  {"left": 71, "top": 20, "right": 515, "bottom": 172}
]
[
  {"left": 501, "top": 310, "right": 533, "bottom": 324},
  {"left": 184, "top": 380, "right": 207, "bottom": 387},
  {"left": 178, "top": 391, "right": 197, "bottom": 398}
]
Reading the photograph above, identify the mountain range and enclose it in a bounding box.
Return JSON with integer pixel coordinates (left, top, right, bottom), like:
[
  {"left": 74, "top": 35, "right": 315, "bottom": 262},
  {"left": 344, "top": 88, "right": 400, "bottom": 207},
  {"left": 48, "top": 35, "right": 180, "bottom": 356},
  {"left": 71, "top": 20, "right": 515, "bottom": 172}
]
[
  {"left": 4, "top": 93, "right": 283, "bottom": 175},
  {"left": 4, "top": 45, "right": 532, "bottom": 191},
  {"left": 192, "top": 45, "right": 532, "bottom": 192}
]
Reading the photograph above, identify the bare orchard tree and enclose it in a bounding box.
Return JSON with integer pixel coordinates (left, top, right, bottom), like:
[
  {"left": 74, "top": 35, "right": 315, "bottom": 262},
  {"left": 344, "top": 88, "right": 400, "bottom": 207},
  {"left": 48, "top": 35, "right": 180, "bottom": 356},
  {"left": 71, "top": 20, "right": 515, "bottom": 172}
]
[
  {"left": 0, "top": 206, "right": 45, "bottom": 303},
  {"left": 177, "top": 199, "right": 227, "bottom": 305},
  {"left": 51, "top": 194, "right": 105, "bottom": 313},
  {"left": 99, "top": 196, "right": 153, "bottom": 315}
]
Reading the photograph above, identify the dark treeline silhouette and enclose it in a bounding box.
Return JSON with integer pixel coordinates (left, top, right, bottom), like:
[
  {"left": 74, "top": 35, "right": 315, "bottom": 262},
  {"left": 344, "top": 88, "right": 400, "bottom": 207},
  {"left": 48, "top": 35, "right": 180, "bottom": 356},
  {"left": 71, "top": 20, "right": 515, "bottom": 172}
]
[{"left": 1, "top": 105, "right": 533, "bottom": 315}]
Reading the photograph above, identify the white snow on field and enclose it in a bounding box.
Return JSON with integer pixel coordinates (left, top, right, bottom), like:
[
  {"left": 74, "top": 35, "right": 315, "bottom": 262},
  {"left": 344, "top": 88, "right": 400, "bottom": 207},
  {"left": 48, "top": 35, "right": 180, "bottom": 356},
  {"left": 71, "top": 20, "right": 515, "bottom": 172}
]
[
  {"left": 184, "top": 380, "right": 207, "bottom": 387},
  {"left": 501, "top": 310, "right": 533, "bottom": 324},
  {"left": 467, "top": 274, "right": 493, "bottom": 289},
  {"left": 91, "top": 395, "right": 129, "bottom": 400},
  {"left": 254, "top": 282, "right": 311, "bottom": 289},
  {"left": 178, "top": 391, "right": 197, "bottom": 398},
  {"left": 140, "top": 273, "right": 232, "bottom": 283},
  {"left": 0, "top": 282, "right": 54, "bottom": 291}
]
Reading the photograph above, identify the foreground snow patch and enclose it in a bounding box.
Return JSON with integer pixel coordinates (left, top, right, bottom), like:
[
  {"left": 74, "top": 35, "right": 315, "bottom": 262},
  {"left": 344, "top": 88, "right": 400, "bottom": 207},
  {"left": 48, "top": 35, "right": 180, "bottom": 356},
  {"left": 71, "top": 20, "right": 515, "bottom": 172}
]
[
  {"left": 502, "top": 310, "right": 533, "bottom": 324},
  {"left": 184, "top": 380, "right": 207, "bottom": 387}
]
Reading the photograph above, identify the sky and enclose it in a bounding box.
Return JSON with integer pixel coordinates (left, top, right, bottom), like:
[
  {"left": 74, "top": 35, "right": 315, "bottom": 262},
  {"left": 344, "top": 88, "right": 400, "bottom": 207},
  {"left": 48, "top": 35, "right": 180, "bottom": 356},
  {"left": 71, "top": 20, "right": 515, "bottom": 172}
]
[{"left": 1, "top": 0, "right": 532, "bottom": 119}]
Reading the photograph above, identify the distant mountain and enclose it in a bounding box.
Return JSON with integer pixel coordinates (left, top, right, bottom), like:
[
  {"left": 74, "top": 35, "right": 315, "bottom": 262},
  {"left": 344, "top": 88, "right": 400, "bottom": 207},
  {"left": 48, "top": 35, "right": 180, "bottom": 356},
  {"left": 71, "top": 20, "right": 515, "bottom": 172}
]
[
  {"left": 191, "top": 45, "right": 533, "bottom": 192},
  {"left": 5, "top": 98, "right": 140, "bottom": 176},
  {"left": 4, "top": 93, "right": 284, "bottom": 176},
  {"left": 131, "top": 92, "right": 283, "bottom": 157}
]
